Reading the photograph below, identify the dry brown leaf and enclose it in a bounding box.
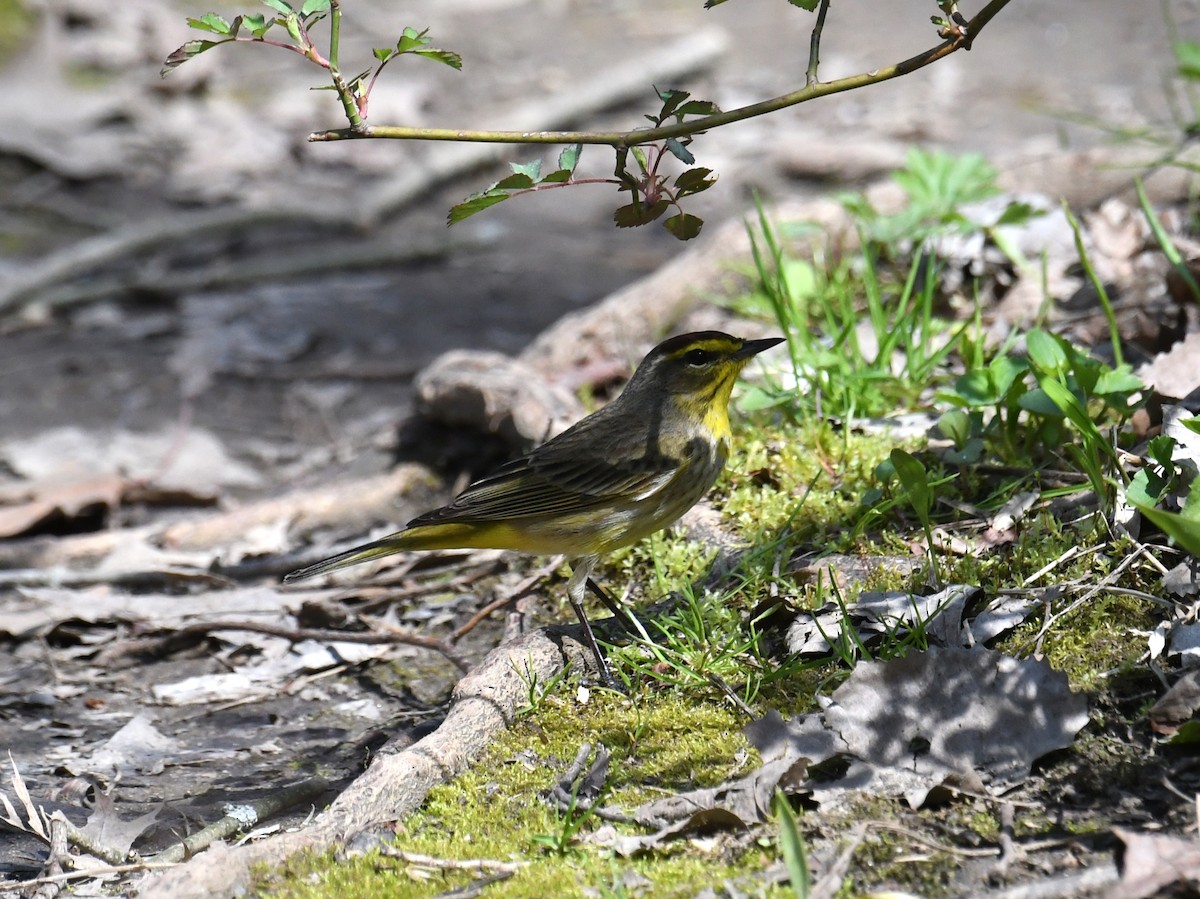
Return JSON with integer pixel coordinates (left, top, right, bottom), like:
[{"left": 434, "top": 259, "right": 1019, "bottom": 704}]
[{"left": 1109, "top": 828, "right": 1200, "bottom": 899}]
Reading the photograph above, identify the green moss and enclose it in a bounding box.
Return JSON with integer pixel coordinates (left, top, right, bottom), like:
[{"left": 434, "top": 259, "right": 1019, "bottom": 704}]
[{"left": 258, "top": 693, "right": 800, "bottom": 898}]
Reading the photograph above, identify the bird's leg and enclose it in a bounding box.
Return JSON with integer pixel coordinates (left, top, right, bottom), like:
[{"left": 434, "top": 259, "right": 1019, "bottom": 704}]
[
  {"left": 566, "top": 557, "right": 622, "bottom": 691},
  {"left": 584, "top": 578, "right": 642, "bottom": 636}
]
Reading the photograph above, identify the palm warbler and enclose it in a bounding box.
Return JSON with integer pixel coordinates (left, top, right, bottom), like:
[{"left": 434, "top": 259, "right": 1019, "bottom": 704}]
[{"left": 285, "top": 330, "right": 783, "bottom": 684}]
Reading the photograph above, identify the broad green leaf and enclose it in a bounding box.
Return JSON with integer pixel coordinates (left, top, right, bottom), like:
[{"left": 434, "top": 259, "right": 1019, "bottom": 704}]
[
  {"left": 1025, "top": 329, "right": 1066, "bottom": 374},
  {"left": 448, "top": 191, "right": 508, "bottom": 225},
  {"left": 1146, "top": 433, "right": 1177, "bottom": 469},
  {"left": 1094, "top": 365, "right": 1145, "bottom": 397},
  {"left": 937, "top": 409, "right": 971, "bottom": 446},
  {"left": 187, "top": 13, "right": 231, "bottom": 35},
  {"left": 1019, "top": 388, "right": 1065, "bottom": 418},
  {"left": 1127, "top": 466, "right": 1173, "bottom": 509},
  {"left": 663, "top": 212, "right": 704, "bottom": 240}
]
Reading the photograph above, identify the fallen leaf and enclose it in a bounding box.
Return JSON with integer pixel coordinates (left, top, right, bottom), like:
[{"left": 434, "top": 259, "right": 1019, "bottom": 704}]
[
  {"left": 823, "top": 646, "right": 1088, "bottom": 806},
  {"left": 1149, "top": 670, "right": 1200, "bottom": 735},
  {"left": 1109, "top": 827, "right": 1200, "bottom": 899},
  {"left": 0, "top": 475, "right": 125, "bottom": 538}
]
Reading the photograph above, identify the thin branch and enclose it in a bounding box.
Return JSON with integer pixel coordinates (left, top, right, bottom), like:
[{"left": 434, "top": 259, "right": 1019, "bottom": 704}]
[
  {"left": 309, "top": 0, "right": 1014, "bottom": 146},
  {"left": 806, "top": 0, "right": 831, "bottom": 87}
]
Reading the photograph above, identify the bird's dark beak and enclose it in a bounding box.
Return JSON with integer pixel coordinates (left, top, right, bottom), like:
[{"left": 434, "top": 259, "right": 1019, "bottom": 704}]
[{"left": 735, "top": 336, "right": 786, "bottom": 360}]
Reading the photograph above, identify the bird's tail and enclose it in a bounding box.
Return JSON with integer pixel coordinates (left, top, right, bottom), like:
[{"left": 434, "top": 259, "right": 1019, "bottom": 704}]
[{"left": 283, "top": 522, "right": 489, "bottom": 583}]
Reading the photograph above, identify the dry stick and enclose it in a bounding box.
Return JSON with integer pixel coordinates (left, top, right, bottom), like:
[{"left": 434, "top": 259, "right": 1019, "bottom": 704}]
[
  {"left": 0, "top": 862, "right": 179, "bottom": 895},
  {"left": 0, "top": 29, "right": 726, "bottom": 318},
  {"left": 147, "top": 776, "right": 330, "bottom": 865},
  {"left": 30, "top": 815, "right": 69, "bottom": 899},
  {"left": 161, "top": 620, "right": 470, "bottom": 673},
  {"left": 810, "top": 822, "right": 866, "bottom": 899},
  {"left": 451, "top": 559, "right": 563, "bottom": 643},
  {"left": 376, "top": 845, "right": 527, "bottom": 874}
]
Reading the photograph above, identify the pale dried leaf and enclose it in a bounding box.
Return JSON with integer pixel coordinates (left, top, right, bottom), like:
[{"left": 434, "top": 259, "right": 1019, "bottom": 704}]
[
  {"left": 7, "top": 752, "right": 48, "bottom": 839},
  {"left": 78, "top": 790, "right": 161, "bottom": 858},
  {"left": 1109, "top": 828, "right": 1200, "bottom": 899},
  {"left": 824, "top": 647, "right": 1088, "bottom": 806},
  {"left": 1149, "top": 670, "right": 1200, "bottom": 735}
]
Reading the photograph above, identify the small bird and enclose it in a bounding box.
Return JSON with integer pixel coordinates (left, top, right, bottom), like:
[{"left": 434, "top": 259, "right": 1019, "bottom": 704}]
[{"left": 285, "top": 330, "right": 784, "bottom": 685}]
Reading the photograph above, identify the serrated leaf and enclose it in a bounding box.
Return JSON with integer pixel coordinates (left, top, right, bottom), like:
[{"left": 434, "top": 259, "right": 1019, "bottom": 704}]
[
  {"left": 448, "top": 191, "right": 509, "bottom": 225},
  {"left": 674, "top": 167, "right": 716, "bottom": 195},
  {"left": 676, "top": 99, "right": 721, "bottom": 117},
  {"left": 495, "top": 172, "right": 536, "bottom": 191},
  {"left": 415, "top": 48, "right": 463, "bottom": 69},
  {"left": 557, "top": 144, "right": 581, "bottom": 173},
  {"left": 663, "top": 212, "right": 704, "bottom": 240},
  {"left": 284, "top": 13, "right": 303, "bottom": 42},
  {"left": 665, "top": 138, "right": 695, "bottom": 165},
  {"left": 161, "top": 39, "right": 222, "bottom": 75},
  {"left": 187, "top": 13, "right": 231, "bottom": 35},
  {"left": 509, "top": 159, "right": 541, "bottom": 180},
  {"left": 614, "top": 200, "right": 669, "bottom": 228},
  {"left": 541, "top": 169, "right": 573, "bottom": 184},
  {"left": 241, "top": 13, "right": 270, "bottom": 37},
  {"left": 300, "top": 0, "right": 330, "bottom": 15},
  {"left": 261, "top": 0, "right": 293, "bottom": 13}
]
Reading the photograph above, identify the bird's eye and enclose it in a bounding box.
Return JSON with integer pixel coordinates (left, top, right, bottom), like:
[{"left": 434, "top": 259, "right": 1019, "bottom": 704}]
[{"left": 684, "top": 348, "right": 715, "bottom": 366}]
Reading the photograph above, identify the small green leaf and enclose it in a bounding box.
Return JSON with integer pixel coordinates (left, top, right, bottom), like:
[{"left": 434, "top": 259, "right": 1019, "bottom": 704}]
[
  {"left": 1147, "top": 434, "right": 1177, "bottom": 469},
  {"left": 396, "top": 26, "right": 428, "bottom": 52},
  {"left": 937, "top": 409, "right": 971, "bottom": 446},
  {"left": 161, "top": 39, "right": 222, "bottom": 75},
  {"left": 674, "top": 167, "right": 716, "bottom": 196},
  {"left": 1025, "top": 329, "right": 1066, "bottom": 374},
  {"left": 300, "top": 0, "right": 330, "bottom": 15},
  {"left": 509, "top": 160, "right": 541, "bottom": 180},
  {"left": 541, "top": 169, "right": 573, "bottom": 184},
  {"left": 614, "top": 200, "right": 669, "bottom": 228},
  {"left": 373, "top": 47, "right": 394, "bottom": 62},
  {"left": 187, "top": 13, "right": 231, "bottom": 35},
  {"left": 261, "top": 0, "right": 294, "bottom": 13},
  {"left": 1176, "top": 41, "right": 1200, "bottom": 80},
  {"left": 788, "top": 0, "right": 820, "bottom": 9},
  {"left": 1019, "top": 388, "right": 1064, "bottom": 418},
  {"left": 663, "top": 212, "right": 704, "bottom": 240},
  {"left": 665, "top": 138, "right": 695, "bottom": 165},
  {"left": 891, "top": 449, "right": 932, "bottom": 525},
  {"left": 676, "top": 99, "right": 721, "bottom": 117},
  {"left": 1094, "top": 365, "right": 1145, "bottom": 397},
  {"left": 495, "top": 172, "right": 536, "bottom": 191},
  {"left": 557, "top": 144, "right": 581, "bottom": 173},
  {"left": 448, "top": 191, "right": 509, "bottom": 225},
  {"left": 284, "top": 13, "right": 303, "bottom": 42},
  {"left": 241, "top": 13, "right": 271, "bottom": 37},
  {"left": 415, "top": 48, "right": 463, "bottom": 69}
]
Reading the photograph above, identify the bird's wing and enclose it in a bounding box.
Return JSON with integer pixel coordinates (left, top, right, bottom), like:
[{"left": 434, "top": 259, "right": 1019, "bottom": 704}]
[{"left": 408, "top": 449, "right": 682, "bottom": 526}]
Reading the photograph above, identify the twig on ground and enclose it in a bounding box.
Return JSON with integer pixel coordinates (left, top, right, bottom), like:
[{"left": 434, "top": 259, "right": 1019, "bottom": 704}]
[
  {"left": 147, "top": 776, "right": 330, "bottom": 865},
  {"left": 377, "top": 846, "right": 527, "bottom": 873}
]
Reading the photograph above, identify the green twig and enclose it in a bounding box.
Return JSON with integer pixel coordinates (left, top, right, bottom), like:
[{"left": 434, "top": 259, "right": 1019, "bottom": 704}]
[{"left": 309, "top": 0, "right": 1013, "bottom": 144}]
